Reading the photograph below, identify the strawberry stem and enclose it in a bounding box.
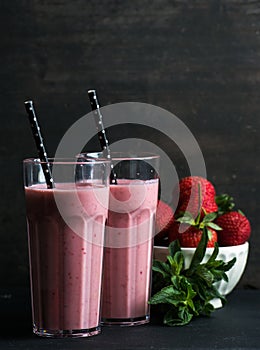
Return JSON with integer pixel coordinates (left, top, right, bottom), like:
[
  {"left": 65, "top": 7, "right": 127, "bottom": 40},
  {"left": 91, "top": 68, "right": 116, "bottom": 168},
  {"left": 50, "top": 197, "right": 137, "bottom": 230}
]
[{"left": 215, "top": 194, "right": 235, "bottom": 215}]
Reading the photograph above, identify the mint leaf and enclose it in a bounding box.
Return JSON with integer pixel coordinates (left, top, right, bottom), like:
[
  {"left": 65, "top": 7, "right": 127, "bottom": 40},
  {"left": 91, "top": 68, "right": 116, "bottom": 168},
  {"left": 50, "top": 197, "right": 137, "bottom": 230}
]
[
  {"left": 152, "top": 260, "right": 172, "bottom": 279},
  {"left": 150, "top": 285, "right": 182, "bottom": 306},
  {"left": 222, "top": 257, "right": 236, "bottom": 272},
  {"left": 206, "top": 242, "right": 219, "bottom": 264},
  {"left": 194, "top": 265, "right": 214, "bottom": 287},
  {"left": 168, "top": 251, "right": 184, "bottom": 276},
  {"left": 164, "top": 306, "right": 193, "bottom": 326},
  {"left": 168, "top": 239, "right": 181, "bottom": 258},
  {"left": 186, "top": 227, "right": 208, "bottom": 276},
  {"left": 150, "top": 228, "right": 237, "bottom": 327}
]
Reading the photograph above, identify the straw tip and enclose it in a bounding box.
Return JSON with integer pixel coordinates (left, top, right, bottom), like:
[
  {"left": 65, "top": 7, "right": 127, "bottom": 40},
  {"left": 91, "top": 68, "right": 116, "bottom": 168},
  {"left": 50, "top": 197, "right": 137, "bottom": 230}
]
[
  {"left": 24, "top": 100, "right": 33, "bottom": 106},
  {"left": 88, "top": 89, "right": 96, "bottom": 95},
  {"left": 24, "top": 100, "right": 34, "bottom": 112}
]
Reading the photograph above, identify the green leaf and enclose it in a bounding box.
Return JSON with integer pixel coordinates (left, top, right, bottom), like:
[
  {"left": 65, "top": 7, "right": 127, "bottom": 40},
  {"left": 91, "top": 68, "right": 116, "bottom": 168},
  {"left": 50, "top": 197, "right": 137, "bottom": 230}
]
[
  {"left": 150, "top": 221, "right": 237, "bottom": 327},
  {"left": 168, "top": 239, "right": 181, "bottom": 258},
  {"left": 177, "top": 307, "right": 193, "bottom": 325},
  {"left": 215, "top": 194, "right": 235, "bottom": 215},
  {"left": 195, "top": 265, "right": 214, "bottom": 287},
  {"left": 186, "top": 227, "right": 208, "bottom": 276},
  {"left": 174, "top": 251, "right": 185, "bottom": 275},
  {"left": 197, "top": 182, "right": 202, "bottom": 217},
  {"left": 201, "top": 302, "right": 215, "bottom": 316},
  {"left": 166, "top": 255, "right": 175, "bottom": 268},
  {"left": 171, "top": 275, "right": 180, "bottom": 289},
  {"left": 149, "top": 285, "right": 184, "bottom": 306},
  {"left": 202, "top": 212, "right": 218, "bottom": 223},
  {"left": 223, "top": 257, "right": 236, "bottom": 272},
  {"left": 177, "top": 216, "right": 195, "bottom": 225},
  {"left": 206, "top": 222, "right": 222, "bottom": 230},
  {"left": 206, "top": 242, "right": 219, "bottom": 264},
  {"left": 152, "top": 260, "right": 172, "bottom": 279},
  {"left": 166, "top": 242, "right": 185, "bottom": 276},
  {"left": 163, "top": 307, "right": 193, "bottom": 326},
  {"left": 185, "top": 284, "right": 197, "bottom": 313}
]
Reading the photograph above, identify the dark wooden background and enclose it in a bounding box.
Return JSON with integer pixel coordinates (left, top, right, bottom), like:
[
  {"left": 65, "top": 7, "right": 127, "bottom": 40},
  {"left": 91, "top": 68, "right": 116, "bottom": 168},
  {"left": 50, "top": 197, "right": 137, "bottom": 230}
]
[{"left": 0, "top": 0, "right": 259, "bottom": 289}]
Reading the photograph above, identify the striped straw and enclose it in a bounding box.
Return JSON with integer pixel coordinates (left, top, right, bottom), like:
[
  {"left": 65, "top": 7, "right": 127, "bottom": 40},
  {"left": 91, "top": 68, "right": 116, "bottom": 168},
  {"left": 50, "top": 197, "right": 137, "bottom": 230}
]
[
  {"left": 24, "top": 100, "right": 54, "bottom": 189},
  {"left": 88, "top": 89, "right": 117, "bottom": 184}
]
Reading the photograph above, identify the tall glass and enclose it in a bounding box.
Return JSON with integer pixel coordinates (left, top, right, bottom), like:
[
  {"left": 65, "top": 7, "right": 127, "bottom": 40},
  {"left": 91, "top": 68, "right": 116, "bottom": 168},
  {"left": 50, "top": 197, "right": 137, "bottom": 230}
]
[
  {"left": 81, "top": 152, "right": 159, "bottom": 326},
  {"left": 23, "top": 157, "right": 110, "bottom": 337}
]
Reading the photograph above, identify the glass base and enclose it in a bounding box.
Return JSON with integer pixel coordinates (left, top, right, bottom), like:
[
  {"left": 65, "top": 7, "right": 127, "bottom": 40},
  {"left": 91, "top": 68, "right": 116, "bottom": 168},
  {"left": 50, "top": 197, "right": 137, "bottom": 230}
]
[
  {"left": 101, "top": 315, "right": 150, "bottom": 326},
  {"left": 33, "top": 324, "right": 101, "bottom": 338}
]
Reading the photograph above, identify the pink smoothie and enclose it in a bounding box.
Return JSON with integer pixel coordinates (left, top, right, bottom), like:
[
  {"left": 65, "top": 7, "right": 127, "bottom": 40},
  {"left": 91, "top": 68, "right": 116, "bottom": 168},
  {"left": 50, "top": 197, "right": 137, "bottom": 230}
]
[
  {"left": 101, "top": 179, "right": 158, "bottom": 323},
  {"left": 25, "top": 183, "right": 108, "bottom": 335}
]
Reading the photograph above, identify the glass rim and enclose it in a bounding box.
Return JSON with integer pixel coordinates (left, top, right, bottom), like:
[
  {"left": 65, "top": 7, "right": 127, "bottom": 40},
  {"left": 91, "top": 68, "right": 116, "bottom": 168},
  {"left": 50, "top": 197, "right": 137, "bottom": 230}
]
[
  {"left": 79, "top": 152, "right": 160, "bottom": 161},
  {"left": 23, "top": 157, "right": 111, "bottom": 165}
]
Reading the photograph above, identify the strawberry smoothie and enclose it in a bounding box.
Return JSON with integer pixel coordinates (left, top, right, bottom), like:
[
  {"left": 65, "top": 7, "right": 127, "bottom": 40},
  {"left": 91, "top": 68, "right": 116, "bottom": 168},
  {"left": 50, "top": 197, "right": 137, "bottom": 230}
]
[
  {"left": 25, "top": 183, "right": 109, "bottom": 337},
  {"left": 101, "top": 179, "right": 159, "bottom": 325}
]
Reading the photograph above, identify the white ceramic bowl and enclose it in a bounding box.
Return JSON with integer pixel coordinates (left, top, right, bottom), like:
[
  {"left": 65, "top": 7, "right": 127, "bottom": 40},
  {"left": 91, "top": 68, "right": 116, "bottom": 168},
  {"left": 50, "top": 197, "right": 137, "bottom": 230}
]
[{"left": 153, "top": 242, "right": 249, "bottom": 308}]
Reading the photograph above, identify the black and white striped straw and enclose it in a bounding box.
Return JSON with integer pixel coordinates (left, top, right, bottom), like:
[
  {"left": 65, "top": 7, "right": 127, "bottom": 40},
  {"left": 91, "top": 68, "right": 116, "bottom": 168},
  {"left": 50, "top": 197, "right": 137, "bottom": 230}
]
[
  {"left": 24, "top": 100, "right": 54, "bottom": 189},
  {"left": 87, "top": 89, "right": 117, "bottom": 184}
]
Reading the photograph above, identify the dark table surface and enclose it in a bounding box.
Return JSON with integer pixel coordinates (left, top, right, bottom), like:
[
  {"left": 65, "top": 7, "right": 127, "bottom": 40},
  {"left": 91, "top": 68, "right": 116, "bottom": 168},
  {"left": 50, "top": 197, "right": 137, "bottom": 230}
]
[{"left": 0, "top": 288, "right": 259, "bottom": 350}]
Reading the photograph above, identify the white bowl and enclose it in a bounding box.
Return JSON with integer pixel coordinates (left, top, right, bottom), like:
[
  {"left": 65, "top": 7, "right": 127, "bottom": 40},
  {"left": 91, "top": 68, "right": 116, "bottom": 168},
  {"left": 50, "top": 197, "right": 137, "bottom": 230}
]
[{"left": 153, "top": 242, "right": 249, "bottom": 308}]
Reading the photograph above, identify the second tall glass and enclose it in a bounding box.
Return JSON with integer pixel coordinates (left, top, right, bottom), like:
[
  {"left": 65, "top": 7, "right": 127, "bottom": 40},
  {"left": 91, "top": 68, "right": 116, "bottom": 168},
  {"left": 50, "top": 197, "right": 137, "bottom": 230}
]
[{"left": 82, "top": 152, "right": 160, "bottom": 326}]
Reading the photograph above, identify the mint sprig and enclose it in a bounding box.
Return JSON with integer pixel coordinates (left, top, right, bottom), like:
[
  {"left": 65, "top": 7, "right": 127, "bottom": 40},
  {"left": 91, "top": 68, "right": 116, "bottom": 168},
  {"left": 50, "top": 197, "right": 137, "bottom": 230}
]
[{"left": 149, "top": 228, "right": 236, "bottom": 326}]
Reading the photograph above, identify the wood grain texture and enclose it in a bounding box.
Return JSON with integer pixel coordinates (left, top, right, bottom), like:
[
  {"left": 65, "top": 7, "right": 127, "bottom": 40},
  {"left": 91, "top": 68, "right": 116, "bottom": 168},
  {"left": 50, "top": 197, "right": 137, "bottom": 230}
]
[{"left": 0, "top": 0, "right": 259, "bottom": 288}]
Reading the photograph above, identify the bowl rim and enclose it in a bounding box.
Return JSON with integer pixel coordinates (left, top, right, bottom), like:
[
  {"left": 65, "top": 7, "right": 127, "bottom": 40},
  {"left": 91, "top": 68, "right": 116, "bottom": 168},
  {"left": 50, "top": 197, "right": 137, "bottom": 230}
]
[{"left": 154, "top": 241, "right": 249, "bottom": 252}]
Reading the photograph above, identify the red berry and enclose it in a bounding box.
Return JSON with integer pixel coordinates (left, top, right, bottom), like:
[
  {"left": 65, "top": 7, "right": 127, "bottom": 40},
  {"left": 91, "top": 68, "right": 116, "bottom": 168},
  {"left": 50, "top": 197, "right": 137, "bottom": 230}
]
[
  {"left": 173, "top": 176, "right": 218, "bottom": 217},
  {"left": 168, "top": 223, "right": 217, "bottom": 248},
  {"left": 215, "top": 211, "right": 251, "bottom": 246},
  {"left": 155, "top": 200, "right": 174, "bottom": 242}
]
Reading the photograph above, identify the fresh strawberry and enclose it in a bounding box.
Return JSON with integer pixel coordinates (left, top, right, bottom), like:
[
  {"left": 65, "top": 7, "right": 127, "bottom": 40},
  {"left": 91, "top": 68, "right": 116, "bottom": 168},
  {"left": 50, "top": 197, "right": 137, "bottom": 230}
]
[
  {"left": 215, "top": 211, "right": 251, "bottom": 246},
  {"left": 169, "top": 224, "right": 217, "bottom": 248},
  {"left": 173, "top": 176, "right": 218, "bottom": 217},
  {"left": 168, "top": 211, "right": 220, "bottom": 248},
  {"left": 155, "top": 200, "right": 174, "bottom": 245}
]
